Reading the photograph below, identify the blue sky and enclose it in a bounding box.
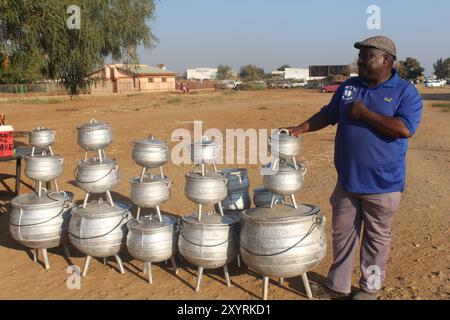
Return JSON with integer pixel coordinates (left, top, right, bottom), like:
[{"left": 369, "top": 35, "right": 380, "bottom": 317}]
[{"left": 138, "top": 0, "right": 450, "bottom": 75}]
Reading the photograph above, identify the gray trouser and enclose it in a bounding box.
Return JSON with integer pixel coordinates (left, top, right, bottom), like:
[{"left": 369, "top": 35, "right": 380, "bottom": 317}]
[{"left": 326, "top": 182, "right": 401, "bottom": 294}]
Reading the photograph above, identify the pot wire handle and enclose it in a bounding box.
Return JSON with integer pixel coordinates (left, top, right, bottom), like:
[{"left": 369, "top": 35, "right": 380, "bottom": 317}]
[{"left": 10, "top": 205, "right": 68, "bottom": 227}]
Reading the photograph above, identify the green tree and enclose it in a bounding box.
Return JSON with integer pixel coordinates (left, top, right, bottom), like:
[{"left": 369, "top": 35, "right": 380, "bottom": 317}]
[
  {"left": 216, "top": 64, "right": 234, "bottom": 80},
  {"left": 0, "top": 1, "right": 157, "bottom": 94},
  {"left": 239, "top": 64, "right": 265, "bottom": 81},
  {"left": 277, "top": 64, "right": 291, "bottom": 71},
  {"left": 397, "top": 57, "right": 424, "bottom": 81},
  {"left": 433, "top": 58, "right": 450, "bottom": 79}
]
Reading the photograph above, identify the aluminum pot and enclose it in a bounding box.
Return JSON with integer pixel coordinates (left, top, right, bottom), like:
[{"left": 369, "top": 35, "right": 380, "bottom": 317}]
[
  {"left": 77, "top": 119, "right": 112, "bottom": 151},
  {"left": 130, "top": 175, "right": 171, "bottom": 208},
  {"left": 185, "top": 171, "right": 228, "bottom": 205},
  {"left": 223, "top": 168, "right": 250, "bottom": 191},
  {"left": 132, "top": 135, "right": 169, "bottom": 168},
  {"left": 178, "top": 213, "right": 240, "bottom": 269},
  {"left": 24, "top": 154, "right": 63, "bottom": 182},
  {"left": 29, "top": 125, "right": 55, "bottom": 149},
  {"left": 69, "top": 199, "right": 131, "bottom": 258},
  {"left": 75, "top": 159, "right": 118, "bottom": 193},
  {"left": 9, "top": 191, "right": 73, "bottom": 249},
  {"left": 268, "top": 129, "right": 300, "bottom": 159},
  {"left": 240, "top": 204, "right": 326, "bottom": 278},
  {"left": 190, "top": 136, "right": 220, "bottom": 164},
  {"left": 263, "top": 161, "right": 307, "bottom": 195},
  {"left": 126, "top": 214, "right": 178, "bottom": 263},
  {"left": 216, "top": 189, "right": 251, "bottom": 211},
  {"left": 253, "top": 186, "right": 285, "bottom": 208}
]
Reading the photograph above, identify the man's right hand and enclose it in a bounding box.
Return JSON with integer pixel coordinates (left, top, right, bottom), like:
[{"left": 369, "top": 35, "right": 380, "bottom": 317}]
[{"left": 286, "top": 126, "right": 303, "bottom": 137}]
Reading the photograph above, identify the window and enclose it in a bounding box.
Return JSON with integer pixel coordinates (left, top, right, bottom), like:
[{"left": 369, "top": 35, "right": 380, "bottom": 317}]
[
  {"left": 162, "top": 78, "right": 167, "bottom": 83},
  {"left": 148, "top": 78, "right": 154, "bottom": 83}
]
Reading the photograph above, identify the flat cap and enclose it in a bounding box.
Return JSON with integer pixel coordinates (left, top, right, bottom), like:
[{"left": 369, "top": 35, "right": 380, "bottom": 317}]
[{"left": 354, "top": 36, "right": 397, "bottom": 59}]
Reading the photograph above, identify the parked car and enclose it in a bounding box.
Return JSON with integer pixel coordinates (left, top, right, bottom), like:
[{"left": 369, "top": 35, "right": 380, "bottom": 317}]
[
  {"left": 425, "top": 79, "right": 446, "bottom": 88},
  {"left": 291, "top": 81, "right": 307, "bottom": 88},
  {"left": 321, "top": 81, "right": 345, "bottom": 93}
]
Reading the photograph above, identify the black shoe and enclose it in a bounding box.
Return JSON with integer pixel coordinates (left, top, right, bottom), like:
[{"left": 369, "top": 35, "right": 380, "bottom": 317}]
[
  {"left": 310, "top": 283, "right": 351, "bottom": 300},
  {"left": 351, "top": 289, "right": 379, "bottom": 300}
]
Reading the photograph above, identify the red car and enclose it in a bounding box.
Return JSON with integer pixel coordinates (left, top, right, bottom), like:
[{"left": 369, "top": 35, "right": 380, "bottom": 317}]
[{"left": 321, "top": 81, "right": 345, "bottom": 93}]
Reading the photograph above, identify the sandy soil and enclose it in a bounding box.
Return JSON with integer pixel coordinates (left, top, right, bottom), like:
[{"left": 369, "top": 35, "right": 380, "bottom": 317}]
[{"left": 0, "top": 87, "right": 448, "bottom": 300}]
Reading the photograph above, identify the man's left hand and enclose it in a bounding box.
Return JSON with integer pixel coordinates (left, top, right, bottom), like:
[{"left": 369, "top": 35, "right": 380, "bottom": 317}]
[{"left": 347, "top": 101, "right": 369, "bottom": 121}]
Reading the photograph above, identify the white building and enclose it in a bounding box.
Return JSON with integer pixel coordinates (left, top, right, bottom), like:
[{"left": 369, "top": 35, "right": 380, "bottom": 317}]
[
  {"left": 271, "top": 68, "right": 310, "bottom": 81},
  {"left": 186, "top": 68, "right": 218, "bottom": 80}
]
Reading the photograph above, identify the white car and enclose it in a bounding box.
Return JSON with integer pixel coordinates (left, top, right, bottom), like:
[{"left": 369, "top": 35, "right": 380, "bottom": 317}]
[
  {"left": 425, "top": 79, "right": 446, "bottom": 88},
  {"left": 291, "top": 82, "right": 307, "bottom": 88}
]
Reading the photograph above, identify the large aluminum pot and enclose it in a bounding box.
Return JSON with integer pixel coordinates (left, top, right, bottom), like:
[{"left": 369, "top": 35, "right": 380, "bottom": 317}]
[
  {"left": 69, "top": 199, "right": 131, "bottom": 258},
  {"left": 253, "top": 186, "right": 285, "bottom": 208},
  {"left": 77, "top": 119, "right": 112, "bottom": 151},
  {"left": 263, "top": 161, "right": 307, "bottom": 195},
  {"left": 29, "top": 125, "right": 55, "bottom": 149},
  {"left": 75, "top": 159, "right": 118, "bottom": 193},
  {"left": 268, "top": 129, "right": 300, "bottom": 159},
  {"left": 223, "top": 168, "right": 250, "bottom": 191},
  {"left": 132, "top": 135, "right": 169, "bottom": 168},
  {"left": 24, "top": 154, "right": 63, "bottom": 182},
  {"left": 126, "top": 214, "right": 178, "bottom": 263},
  {"left": 130, "top": 175, "right": 171, "bottom": 208},
  {"left": 185, "top": 171, "right": 228, "bottom": 205},
  {"left": 178, "top": 213, "right": 240, "bottom": 269},
  {"left": 190, "top": 136, "right": 220, "bottom": 164},
  {"left": 216, "top": 189, "right": 251, "bottom": 211},
  {"left": 240, "top": 204, "right": 326, "bottom": 278},
  {"left": 9, "top": 191, "right": 73, "bottom": 249}
]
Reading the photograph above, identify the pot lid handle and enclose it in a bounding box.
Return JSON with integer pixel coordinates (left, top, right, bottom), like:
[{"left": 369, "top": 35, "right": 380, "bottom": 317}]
[
  {"left": 89, "top": 119, "right": 98, "bottom": 124},
  {"left": 279, "top": 128, "right": 290, "bottom": 135},
  {"left": 200, "top": 136, "right": 210, "bottom": 142},
  {"left": 148, "top": 134, "right": 155, "bottom": 140}
]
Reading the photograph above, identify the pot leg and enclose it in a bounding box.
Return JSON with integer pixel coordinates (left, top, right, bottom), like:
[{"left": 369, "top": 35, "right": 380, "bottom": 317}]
[
  {"left": 42, "top": 249, "right": 50, "bottom": 270},
  {"left": 84, "top": 152, "right": 88, "bottom": 162},
  {"left": 271, "top": 158, "right": 278, "bottom": 171},
  {"left": 136, "top": 207, "right": 142, "bottom": 219},
  {"left": 140, "top": 167, "right": 146, "bottom": 182},
  {"left": 97, "top": 149, "right": 103, "bottom": 162},
  {"left": 212, "top": 163, "right": 218, "bottom": 173},
  {"left": 223, "top": 264, "right": 231, "bottom": 287},
  {"left": 106, "top": 191, "right": 114, "bottom": 207},
  {"left": 290, "top": 194, "right": 298, "bottom": 209},
  {"left": 201, "top": 164, "right": 206, "bottom": 176},
  {"left": 279, "top": 278, "right": 284, "bottom": 285},
  {"left": 263, "top": 276, "right": 269, "bottom": 300},
  {"left": 270, "top": 194, "right": 276, "bottom": 208},
  {"left": 171, "top": 255, "right": 179, "bottom": 275},
  {"left": 160, "top": 166, "right": 164, "bottom": 178},
  {"left": 292, "top": 157, "right": 298, "bottom": 169},
  {"left": 49, "top": 146, "right": 54, "bottom": 156},
  {"left": 63, "top": 244, "right": 70, "bottom": 259},
  {"left": 143, "top": 261, "right": 147, "bottom": 274},
  {"left": 237, "top": 254, "right": 241, "bottom": 268},
  {"left": 103, "top": 257, "right": 107, "bottom": 266},
  {"left": 54, "top": 179, "right": 59, "bottom": 193},
  {"left": 147, "top": 262, "right": 153, "bottom": 284},
  {"left": 195, "top": 267, "right": 204, "bottom": 292},
  {"left": 82, "top": 255, "right": 91, "bottom": 277},
  {"left": 197, "top": 204, "right": 202, "bottom": 221},
  {"left": 217, "top": 202, "right": 224, "bottom": 216},
  {"left": 102, "top": 149, "right": 107, "bottom": 160},
  {"left": 156, "top": 206, "right": 163, "bottom": 222},
  {"left": 83, "top": 193, "right": 90, "bottom": 208},
  {"left": 32, "top": 249, "right": 38, "bottom": 263},
  {"left": 38, "top": 181, "right": 42, "bottom": 197},
  {"left": 31, "top": 147, "right": 35, "bottom": 157},
  {"left": 115, "top": 255, "right": 125, "bottom": 274},
  {"left": 301, "top": 273, "right": 313, "bottom": 300}
]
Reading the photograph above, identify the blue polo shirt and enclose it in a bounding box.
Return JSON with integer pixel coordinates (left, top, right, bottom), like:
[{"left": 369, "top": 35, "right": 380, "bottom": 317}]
[{"left": 320, "top": 69, "right": 423, "bottom": 194}]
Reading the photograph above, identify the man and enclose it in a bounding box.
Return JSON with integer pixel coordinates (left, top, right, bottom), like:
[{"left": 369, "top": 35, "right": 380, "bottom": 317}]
[{"left": 286, "top": 36, "right": 423, "bottom": 300}]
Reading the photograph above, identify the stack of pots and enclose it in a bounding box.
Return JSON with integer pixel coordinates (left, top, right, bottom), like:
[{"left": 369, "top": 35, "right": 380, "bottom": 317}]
[
  {"left": 69, "top": 119, "right": 130, "bottom": 277},
  {"left": 179, "top": 137, "right": 240, "bottom": 292},
  {"left": 238, "top": 128, "right": 326, "bottom": 300},
  {"left": 9, "top": 125, "right": 72, "bottom": 269},
  {"left": 126, "top": 135, "right": 179, "bottom": 284}
]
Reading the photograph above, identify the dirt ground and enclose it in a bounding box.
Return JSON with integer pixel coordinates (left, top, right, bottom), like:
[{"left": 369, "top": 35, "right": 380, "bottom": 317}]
[{"left": 0, "top": 87, "right": 448, "bottom": 300}]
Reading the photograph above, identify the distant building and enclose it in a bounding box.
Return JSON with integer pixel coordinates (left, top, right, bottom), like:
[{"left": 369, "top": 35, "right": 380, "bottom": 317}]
[
  {"left": 186, "top": 68, "right": 218, "bottom": 80},
  {"left": 271, "top": 68, "right": 309, "bottom": 81},
  {"left": 90, "top": 64, "right": 177, "bottom": 94},
  {"left": 309, "top": 65, "right": 351, "bottom": 80}
]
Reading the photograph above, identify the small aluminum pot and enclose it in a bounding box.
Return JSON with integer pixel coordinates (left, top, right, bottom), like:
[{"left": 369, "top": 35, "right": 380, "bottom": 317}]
[
  {"left": 216, "top": 189, "right": 251, "bottom": 211},
  {"left": 223, "top": 168, "right": 250, "bottom": 191},
  {"left": 77, "top": 119, "right": 112, "bottom": 151},
  {"left": 29, "top": 125, "right": 55, "bottom": 149},
  {"left": 130, "top": 175, "right": 171, "bottom": 208},
  {"left": 268, "top": 129, "right": 300, "bottom": 159},
  {"left": 190, "top": 136, "right": 220, "bottom": 165},
  {"left": 253, "top": 186, "right": 285, "bottom": 208},
  {"left": 75, "top": 159, "right": 119, "bottom": 193},
  {"left": 132, "top": 135, "right": 169, "bottom": 168},
  {"left": 185, "top": 171, "right": 228, "bottom": 205},
  {"left": 263, "top": 161, "right": 307, "bottom": 195},
  {"left": 24, "top": 154, "right": 63, "bottom": 182}
]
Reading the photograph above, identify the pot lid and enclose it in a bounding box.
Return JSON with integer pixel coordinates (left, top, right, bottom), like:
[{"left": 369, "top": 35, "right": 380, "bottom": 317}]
[
  {"left": 78, "top": 158, "right": 116, "bottom": 167},
  {"left": 31, "top": 126, "right": 55, "bottom": 134},
  {"left": 12, "top": 191, "right": 73, "bottom": 208},
  {"left": 134, "top": 135, "right": 167, "bottom": 147},
  {"left": 127, "top": 214, "right": 178, "bottom": 232},
  {"left": 24, "top": 154, "right": 62, "bottom": 160},
  {"left": 242, "top": 204, "right": 320, "bottom": 223},
  {"left": 77, "top": 119, "right": 110, "bottom": 130},
  {"left": 131, "top": 175, "right": 169, "bottom": 184},
  {"left": 262, "top": 161, "right": 299, "bottom": 173},
  {"left": 270, "top": 129, "right": 299, "bottom": 142},
  {"left": 191, "top": 136, "right": 219, "bottom": 148},
  {"left": 223, "top": 168, "right": 247, "bottom": 176},
  {"left": 182, "top": 212, "right": 241, "bottom": 226},
  {"left": 186, "top": 171, "right": 226, "bottom": 180},
  {"left": 71, "top": 199, "right": 130, "bottom": 218}
]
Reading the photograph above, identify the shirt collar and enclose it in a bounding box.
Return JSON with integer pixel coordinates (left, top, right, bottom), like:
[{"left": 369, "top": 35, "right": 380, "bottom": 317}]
[{"left": 358, "top": 69, "right": 400, "bottom": 89}]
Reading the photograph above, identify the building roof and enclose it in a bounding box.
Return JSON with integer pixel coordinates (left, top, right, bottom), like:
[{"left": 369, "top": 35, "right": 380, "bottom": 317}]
[{"left": 117, "top": 65, "right": 177, "bottom": 76}]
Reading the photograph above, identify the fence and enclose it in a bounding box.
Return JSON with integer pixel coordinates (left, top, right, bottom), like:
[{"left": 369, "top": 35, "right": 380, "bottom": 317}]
[{"left": 0, "top": 83, "right": 68, "bottom": 96}]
